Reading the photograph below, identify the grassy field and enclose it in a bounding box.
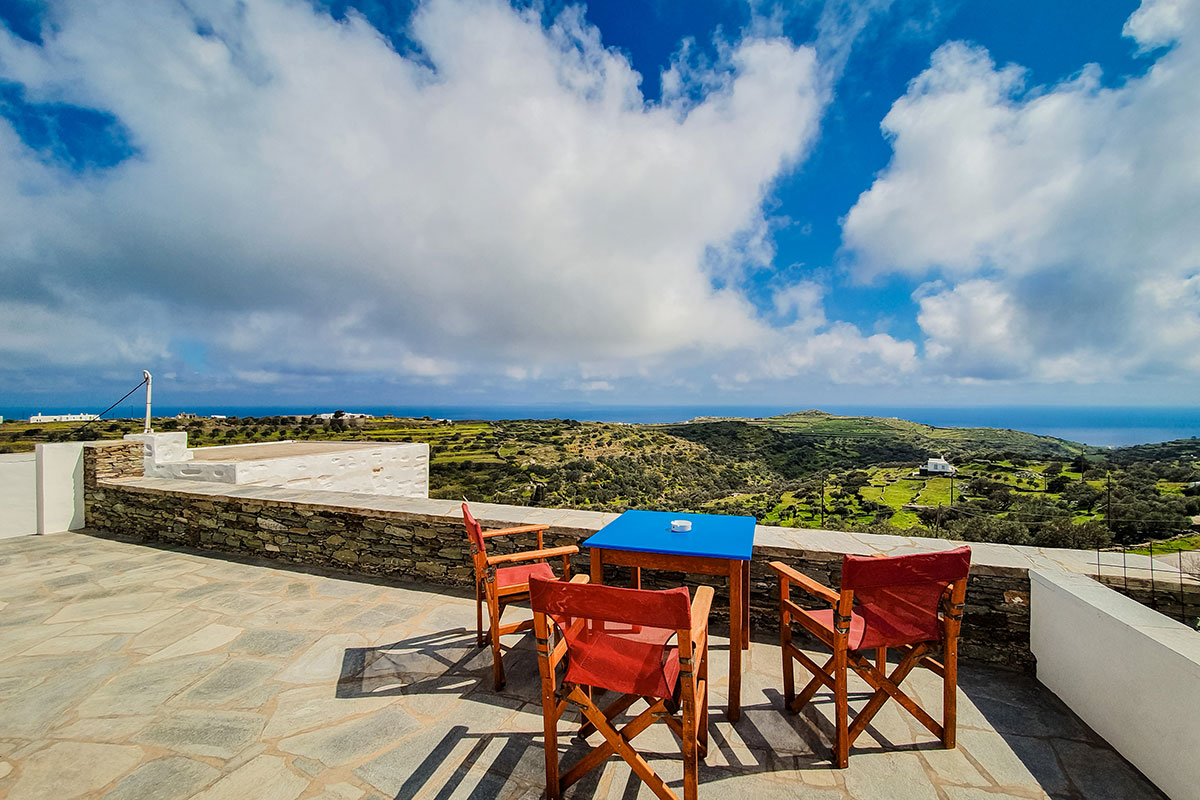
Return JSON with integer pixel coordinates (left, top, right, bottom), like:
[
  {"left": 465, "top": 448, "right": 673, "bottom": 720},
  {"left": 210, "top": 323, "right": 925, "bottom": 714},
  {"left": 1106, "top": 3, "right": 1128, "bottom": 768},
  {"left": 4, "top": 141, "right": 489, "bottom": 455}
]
[
  {"left": 1129, "top": 534, "right": 1200, "bottom": 556},
  {"left": 915, "top": 477, "right": 953, "bottom": 506}
]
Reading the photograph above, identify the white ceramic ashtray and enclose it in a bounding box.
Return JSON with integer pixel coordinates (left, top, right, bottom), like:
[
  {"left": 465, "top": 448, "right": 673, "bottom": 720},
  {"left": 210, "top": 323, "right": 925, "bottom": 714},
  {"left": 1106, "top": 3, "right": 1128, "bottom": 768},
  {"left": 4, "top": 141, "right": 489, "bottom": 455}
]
[{"left": 670, "top": 520, "right": 692, "bottom": 532}]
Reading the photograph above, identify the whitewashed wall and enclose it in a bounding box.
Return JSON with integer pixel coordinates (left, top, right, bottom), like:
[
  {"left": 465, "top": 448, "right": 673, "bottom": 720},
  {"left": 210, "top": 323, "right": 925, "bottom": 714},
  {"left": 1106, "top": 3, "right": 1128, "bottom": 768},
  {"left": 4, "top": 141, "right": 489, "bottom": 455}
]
[
  {"left": 127, "top": 434, "right": 429, "bottom": 498},
  {"left": 229, "top": 445, "right": 429, "bottom": 496},
  {"left": 1031, "top": 569, "right": 1200, "bottom": 800},
  {"left": 0, "top": 453, "right": 36, "bottom": 538},
  {"left": 36, "top": 443, "right": 85, "bottom": 534}
]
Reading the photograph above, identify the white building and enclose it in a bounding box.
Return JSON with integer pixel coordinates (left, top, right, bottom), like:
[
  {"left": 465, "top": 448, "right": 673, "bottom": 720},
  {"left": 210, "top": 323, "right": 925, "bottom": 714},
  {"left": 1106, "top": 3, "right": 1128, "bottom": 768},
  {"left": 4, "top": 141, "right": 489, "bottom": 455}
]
[
  {"left": 28, "top": 413, "right": 98, "bottom": 423},
  {"left": 919, "top": 456, "right": 957, "bottom": 476}
]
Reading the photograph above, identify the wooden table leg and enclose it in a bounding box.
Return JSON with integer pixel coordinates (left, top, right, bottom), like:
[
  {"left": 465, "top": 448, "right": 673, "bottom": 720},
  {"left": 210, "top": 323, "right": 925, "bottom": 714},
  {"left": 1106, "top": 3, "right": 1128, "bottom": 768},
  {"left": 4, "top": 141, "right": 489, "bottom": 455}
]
[
  {"left": 590, "top": 550, "right": 605, "bottom": 585},
  {"left": 728, "top": 561, "right": 742, "bottom": 722},
  {"left": 631, "top": 566, "right": 641, "bottom": 589},
  {"left": 742, "top": 559, "right": 751, "bottom": 649}
]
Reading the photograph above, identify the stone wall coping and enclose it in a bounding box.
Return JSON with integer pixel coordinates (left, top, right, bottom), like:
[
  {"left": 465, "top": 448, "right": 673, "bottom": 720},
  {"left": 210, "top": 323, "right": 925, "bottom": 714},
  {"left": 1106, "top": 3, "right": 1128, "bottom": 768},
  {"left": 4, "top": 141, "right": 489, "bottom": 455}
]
[{"left": 99, "top": 476, "right": 1169, "bottom": 581}]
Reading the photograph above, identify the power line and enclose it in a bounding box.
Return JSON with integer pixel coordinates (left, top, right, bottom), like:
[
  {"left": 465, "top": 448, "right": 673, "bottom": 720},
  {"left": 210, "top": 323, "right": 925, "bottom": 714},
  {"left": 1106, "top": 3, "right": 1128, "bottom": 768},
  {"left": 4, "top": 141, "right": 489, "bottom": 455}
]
[{"left": 69, "top": 377, "right": 149, "bottom": 439}]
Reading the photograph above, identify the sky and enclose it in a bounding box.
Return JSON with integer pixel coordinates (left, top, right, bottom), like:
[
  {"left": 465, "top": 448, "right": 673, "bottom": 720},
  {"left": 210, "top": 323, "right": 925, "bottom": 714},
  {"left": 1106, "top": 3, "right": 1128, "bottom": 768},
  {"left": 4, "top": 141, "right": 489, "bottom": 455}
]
[{"left": 1, "top": 0, "right": 1198, "bottom": 410}]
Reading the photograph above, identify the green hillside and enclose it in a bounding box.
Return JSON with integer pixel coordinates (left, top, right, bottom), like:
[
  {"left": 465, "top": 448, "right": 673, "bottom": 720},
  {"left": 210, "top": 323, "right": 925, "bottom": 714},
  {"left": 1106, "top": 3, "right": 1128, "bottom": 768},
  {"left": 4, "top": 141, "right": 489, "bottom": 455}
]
[{"left": 4, "top": 408, "right": 1196, "bottom": 549}]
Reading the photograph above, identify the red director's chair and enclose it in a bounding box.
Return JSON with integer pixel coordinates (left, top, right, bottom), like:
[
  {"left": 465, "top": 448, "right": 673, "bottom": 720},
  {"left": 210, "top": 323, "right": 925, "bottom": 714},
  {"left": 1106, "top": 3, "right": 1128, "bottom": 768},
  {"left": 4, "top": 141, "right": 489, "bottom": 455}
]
[
  {"left": 769, "top": 546, "right": 971, "bottom": 768},
  {"left": 529, "top": 575, "right": 714, "bottom": 800},
  {"left": 462, "top": 502, "right": 578, "bottom": 690}
]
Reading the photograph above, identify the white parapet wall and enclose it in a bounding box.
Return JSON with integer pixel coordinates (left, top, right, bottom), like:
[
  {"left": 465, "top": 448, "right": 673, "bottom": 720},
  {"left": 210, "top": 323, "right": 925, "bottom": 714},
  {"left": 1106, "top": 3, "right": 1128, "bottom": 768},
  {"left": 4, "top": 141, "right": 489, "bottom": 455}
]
[
  {"left": 36, "top": 442, "right": 85, "bottom": 534},
  {"left": 0, "top": 453, "right": 37, "bottom": 538},
  {"left": 1031, "top": 569, "right": 1200, "bottom": 800},
  {"left": 125, "top": 434, "right": 429, "bottom": 498}
]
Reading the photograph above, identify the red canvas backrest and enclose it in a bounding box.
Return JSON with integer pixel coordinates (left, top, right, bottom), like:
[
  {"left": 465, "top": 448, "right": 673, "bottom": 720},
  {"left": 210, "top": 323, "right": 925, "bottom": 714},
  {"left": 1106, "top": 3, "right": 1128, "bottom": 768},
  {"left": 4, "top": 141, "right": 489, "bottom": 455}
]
[
  {"left": 462, "top": 502, "right": 485, "bottom": 553},
  {"left": 841, "top": 546, "right": 971, "bottom": 648},
  {"left": 529, "top": 576, "right": 692, "bottom": 631}
]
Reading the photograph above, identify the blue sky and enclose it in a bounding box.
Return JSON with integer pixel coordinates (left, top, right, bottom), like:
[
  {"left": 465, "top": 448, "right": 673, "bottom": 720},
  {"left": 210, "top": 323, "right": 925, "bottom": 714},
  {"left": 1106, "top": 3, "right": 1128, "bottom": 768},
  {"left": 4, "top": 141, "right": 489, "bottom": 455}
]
[{"left": 1, "top": 0, "right": 1198, "bottom": 410}]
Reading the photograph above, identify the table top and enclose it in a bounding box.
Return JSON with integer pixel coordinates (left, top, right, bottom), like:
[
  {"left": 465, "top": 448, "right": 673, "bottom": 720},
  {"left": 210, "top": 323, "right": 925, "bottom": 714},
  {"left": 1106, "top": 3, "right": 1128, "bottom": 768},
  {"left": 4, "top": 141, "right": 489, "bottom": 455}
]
[{"left": 582, "top": 510, "right": 757, "bottom": 561}]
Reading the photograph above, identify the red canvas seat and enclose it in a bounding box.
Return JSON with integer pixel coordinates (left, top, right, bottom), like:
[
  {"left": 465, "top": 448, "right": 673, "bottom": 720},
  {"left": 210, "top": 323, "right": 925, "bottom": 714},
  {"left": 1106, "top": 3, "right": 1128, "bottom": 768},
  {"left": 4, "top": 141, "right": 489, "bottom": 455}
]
[
  {"left": 462, "top": 502, "right": 578, "bottom": 690},
  {"left": 495, "top": 561, "right": 555, "bottom": 589},
  {"left": 770, "top": 546, "right": 971, "bottom": 768},
  {"left": 530, "top": 576, "right": 712, "bottom": 800}
]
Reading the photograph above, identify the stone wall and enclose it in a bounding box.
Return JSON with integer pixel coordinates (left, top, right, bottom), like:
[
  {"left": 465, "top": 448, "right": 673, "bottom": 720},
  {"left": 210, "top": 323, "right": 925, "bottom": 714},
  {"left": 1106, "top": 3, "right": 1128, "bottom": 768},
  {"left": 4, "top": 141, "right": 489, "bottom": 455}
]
[
  {"left": 86, "top": 475, "right": 1042, "bottom": 669},
  {"left": 82, "top": 441, "right": 142, "bottom": 487}
]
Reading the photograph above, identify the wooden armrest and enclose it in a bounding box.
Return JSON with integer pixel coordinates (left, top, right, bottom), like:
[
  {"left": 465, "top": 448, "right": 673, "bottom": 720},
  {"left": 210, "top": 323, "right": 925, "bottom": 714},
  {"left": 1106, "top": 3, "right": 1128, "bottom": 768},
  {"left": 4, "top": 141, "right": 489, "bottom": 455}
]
[
  {"left": 769, "top": 561, "right": 840, "bottom": 606},
  {"left": 481, "top": 524, "right": 550, "bottom": 538},
  {"left": 689, "top": 585, "right": 715, "bottom": 645},
  {"left": 486, "top": 545, "right": 579, "bottom": 566}
]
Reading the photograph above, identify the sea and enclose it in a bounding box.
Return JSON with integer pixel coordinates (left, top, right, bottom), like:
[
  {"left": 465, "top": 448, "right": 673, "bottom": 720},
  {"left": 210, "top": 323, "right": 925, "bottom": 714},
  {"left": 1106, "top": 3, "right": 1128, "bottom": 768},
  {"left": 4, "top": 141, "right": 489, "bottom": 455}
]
[{"left": 4, "top": 403, "right": 1199, "bottom": 448}]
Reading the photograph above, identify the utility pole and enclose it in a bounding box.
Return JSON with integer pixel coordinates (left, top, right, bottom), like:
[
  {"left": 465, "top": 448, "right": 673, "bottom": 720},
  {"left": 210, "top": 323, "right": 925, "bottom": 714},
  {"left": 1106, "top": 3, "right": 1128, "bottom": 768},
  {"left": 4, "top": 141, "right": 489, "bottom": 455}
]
[
  {"left": 820, "top": 472, "right": 826, "bottom": 527},
  {"left": 1106, "top": 472, "right": 1112, "bottom": 531},
  {"left": 950, "top": 474, "right": 954, "bottom": 507}
]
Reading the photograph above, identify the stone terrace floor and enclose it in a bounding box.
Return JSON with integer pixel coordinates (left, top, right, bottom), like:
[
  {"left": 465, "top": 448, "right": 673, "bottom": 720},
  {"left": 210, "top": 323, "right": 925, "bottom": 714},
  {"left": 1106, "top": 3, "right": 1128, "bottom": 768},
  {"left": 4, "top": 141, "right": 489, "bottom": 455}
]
[{"left": 0, "top": 532, "right": 1165, "bottom": 800}]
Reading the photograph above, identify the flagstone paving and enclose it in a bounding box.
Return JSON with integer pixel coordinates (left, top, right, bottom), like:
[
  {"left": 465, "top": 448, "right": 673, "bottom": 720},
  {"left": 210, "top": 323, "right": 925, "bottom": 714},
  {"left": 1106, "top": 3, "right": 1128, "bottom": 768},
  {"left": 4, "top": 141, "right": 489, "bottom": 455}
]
[{"left": 0, "top": 531, "right": 1166, "bottom": 800}]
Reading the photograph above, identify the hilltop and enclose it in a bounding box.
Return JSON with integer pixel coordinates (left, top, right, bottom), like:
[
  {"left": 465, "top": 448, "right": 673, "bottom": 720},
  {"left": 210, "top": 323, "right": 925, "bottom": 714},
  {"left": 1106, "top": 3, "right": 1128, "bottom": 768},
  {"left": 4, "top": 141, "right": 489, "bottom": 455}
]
[{"left": 660, "top": 410, "right": 1087, "bottom": 479}]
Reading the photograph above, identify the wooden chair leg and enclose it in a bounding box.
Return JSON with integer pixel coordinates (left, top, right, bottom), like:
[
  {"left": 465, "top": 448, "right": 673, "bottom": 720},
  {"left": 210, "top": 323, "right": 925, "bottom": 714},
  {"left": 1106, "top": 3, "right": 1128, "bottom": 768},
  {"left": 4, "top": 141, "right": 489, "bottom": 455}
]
[
  {"left": 699, "top": 637, "right": 709, "bottom": 755},
  {"left": 833, "top": 647, "right": 849, "bottom": 769},
  {"left": 543, "top": 690, "right": 561, "bottom": 798},
  {"left": 682, "top": 683, "right": 699, "bottom": 800},
  {"left": 780, "top": 608, "right": 795, "bottom": 709},
  {"left": 488, "top": 595, "right": 505, "bottom": 690},
  {"left": 943, "top": 639, "right": 958, "bottom": 749},
  {"left": 475, "top": 579, "right": 485, "bottom": 647}
]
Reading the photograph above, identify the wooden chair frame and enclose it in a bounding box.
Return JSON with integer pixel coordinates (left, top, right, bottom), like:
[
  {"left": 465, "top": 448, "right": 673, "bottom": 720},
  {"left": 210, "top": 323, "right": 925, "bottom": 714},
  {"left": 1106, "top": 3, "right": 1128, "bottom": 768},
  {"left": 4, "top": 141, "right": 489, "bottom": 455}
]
[
  {"left": 533, "top": 577, "right": 714, "bottom": 800},
  {"left": 769, "top": 560, "right": 968, "bottom": 768},
  {"left": 465, "top": 509, "right": 578, "bottom": 690}
]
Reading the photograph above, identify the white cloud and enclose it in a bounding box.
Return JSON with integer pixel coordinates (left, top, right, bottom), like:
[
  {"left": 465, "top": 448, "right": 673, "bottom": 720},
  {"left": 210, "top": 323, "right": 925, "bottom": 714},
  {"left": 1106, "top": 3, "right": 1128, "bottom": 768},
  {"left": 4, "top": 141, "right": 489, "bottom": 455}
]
[
  {"left": 772, "top": 280, "right": 826, "bottom": 329},
  {"left": 841, "top": 0, "right": 1200, "bottom": 383},
  {"left": 2, "top": 0, "right": 909, "bottom": 397},
  {"left": 813, "top": 0, "right": 895, "bottom": 77},
  {"left": 772, "top": 324, "right": 917, "bottom": 384},
  {"left": 0, "top": 299, "right": 171, "bottom": 368},
  {"left": 914, "top": 279, "right": 1028, "bottom": 379},
  {"left": 1125, "top": 0, "right": 1191, "bottom": 50}
]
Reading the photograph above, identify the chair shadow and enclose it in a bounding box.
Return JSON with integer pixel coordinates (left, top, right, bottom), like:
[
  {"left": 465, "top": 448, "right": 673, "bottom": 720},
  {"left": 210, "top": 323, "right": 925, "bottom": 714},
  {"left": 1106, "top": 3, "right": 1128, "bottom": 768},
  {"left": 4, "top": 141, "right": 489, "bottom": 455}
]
[
  {"left": 341, "top": 626, "right": 992, "bottom": 798},
  {"left": 338, "top": 627, "right": 504, "bottom": 701},
  {"left": 349, "top": 657, "right": 840, "bottom": 800},
  {"left": 385, "top": 724, "right": 621, "bottom": 800},
  {"left": 378, "top": 704, "right": 838, "bottom": 800}
]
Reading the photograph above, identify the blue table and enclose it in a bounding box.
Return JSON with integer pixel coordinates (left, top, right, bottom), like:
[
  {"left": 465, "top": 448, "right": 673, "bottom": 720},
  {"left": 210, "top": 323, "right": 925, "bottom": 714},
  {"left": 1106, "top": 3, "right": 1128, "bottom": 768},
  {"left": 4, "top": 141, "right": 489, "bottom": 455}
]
[{"left": 582, "top": 510, "right": 757, "bottom": 721}]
